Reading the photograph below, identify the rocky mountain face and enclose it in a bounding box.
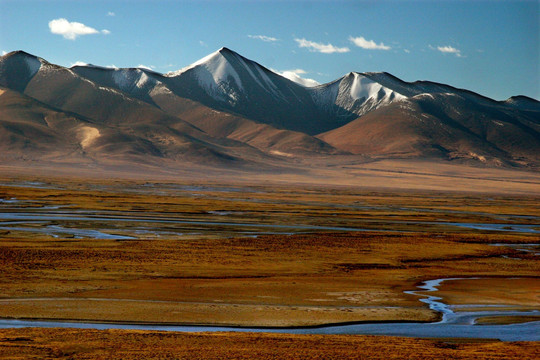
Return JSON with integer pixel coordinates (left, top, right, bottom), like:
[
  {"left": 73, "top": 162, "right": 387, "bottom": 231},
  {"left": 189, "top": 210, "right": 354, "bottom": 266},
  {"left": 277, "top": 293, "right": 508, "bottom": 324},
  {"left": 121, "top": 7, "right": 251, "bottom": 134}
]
[{"left": 1, "top": 49, "right": 538, "bottom": 169}]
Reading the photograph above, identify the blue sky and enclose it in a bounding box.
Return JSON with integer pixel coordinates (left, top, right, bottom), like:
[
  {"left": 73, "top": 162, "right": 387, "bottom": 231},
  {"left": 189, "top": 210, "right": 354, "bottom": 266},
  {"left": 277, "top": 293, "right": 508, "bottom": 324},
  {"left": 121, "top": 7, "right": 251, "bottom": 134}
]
[{"left": 1, "top": 0, "right": 538, "bottom": 100}]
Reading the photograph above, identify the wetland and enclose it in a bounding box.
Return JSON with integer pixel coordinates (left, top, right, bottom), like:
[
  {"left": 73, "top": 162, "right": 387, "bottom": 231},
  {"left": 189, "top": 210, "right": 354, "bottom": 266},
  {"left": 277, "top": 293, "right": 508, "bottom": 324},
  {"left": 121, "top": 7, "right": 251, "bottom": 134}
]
[{"left": 0, "top": 176, "right": 538, "bottom": 358}]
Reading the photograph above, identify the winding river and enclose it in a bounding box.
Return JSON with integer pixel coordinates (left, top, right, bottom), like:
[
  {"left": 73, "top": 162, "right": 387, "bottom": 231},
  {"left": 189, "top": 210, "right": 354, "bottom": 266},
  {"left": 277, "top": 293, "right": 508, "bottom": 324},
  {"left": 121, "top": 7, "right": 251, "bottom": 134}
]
[{"left": 1, "top": 278, "right": 538, "bottom": 341}]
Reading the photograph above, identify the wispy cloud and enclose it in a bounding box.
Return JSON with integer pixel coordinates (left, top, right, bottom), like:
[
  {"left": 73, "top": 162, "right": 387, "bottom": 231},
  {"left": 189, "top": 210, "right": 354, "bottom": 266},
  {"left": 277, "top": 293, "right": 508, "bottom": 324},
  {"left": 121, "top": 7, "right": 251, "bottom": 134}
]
[
  {"left": 434, "top": 45, "right": 463, "bottom": 57},
  {"left": 248, "top": 34, "right": 279, "bottom": 42},
  {"left": 349, "top": 36, "right": 391, "bottom": 50},
  {"left": 404, "top": 49, "right": 410, "bottom": 53},
  {"left": 107, "top": 12, "right": 115, "bottom": 17},
  {"left": 295, "top": 38, "right": 349, "bottom": 54},
  {"left": 137, "top": 64, "right": 155, "bottom": 70},
  {"left": 70, "top": 61, "right": 88, "bottom": 67},
  {"left": 272, "top": 68, "right": 320, "bottom": 87},
  {"left": 199, "top": 40, "right": 208, "bottom": 47},
  {"left": 49, "top": 18, "right": 110, "bottom": 40}
]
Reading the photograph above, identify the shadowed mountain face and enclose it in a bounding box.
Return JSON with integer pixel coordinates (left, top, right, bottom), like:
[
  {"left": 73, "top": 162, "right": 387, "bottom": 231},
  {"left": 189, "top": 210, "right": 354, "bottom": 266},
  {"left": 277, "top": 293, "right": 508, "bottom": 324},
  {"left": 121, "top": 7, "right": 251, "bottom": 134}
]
[{"left": 0, "top": 49, "right": 539, "bottom": 170}]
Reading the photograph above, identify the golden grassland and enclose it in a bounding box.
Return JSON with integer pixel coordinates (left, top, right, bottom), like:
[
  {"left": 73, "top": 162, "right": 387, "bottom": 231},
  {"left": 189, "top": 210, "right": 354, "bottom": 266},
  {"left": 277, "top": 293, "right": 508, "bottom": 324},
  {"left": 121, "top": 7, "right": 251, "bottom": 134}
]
[
  {"left": 474, "top": 316, "right": 540, "bottom": 325},
  {"left": 0, "top": 178, "right": 538, "bottom": 326},
  {"left": 0, "top": 175, "right": 539, "bottom": 358},
  {"left": 1, "top": 328, "right": 539, "bottom": 360}
]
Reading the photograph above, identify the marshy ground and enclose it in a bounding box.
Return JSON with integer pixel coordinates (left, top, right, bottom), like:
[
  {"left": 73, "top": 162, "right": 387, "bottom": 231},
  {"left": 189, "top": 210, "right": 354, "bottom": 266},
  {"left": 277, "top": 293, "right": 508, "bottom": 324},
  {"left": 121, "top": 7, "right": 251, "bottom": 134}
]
[{"left": 0, "top": 176, "right": 538, "bottom": 358}]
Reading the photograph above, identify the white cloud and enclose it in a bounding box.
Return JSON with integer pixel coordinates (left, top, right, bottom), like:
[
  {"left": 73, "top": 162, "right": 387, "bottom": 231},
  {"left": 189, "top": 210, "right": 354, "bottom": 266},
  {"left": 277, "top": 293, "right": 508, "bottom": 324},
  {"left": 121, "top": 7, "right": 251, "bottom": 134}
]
[
  {"left": 70, "top": 61, "right": 88, "bottom": 67},
  {"left": 286, "top": 68, "right": 307, "bottom": 75},
  {"left": 436, "top": 45, "right": 462, "bottom": 57},
  {"left": 137, "top": 64, "right": 155, "bottom": 70},
  {"left": 248, "top": 34, "right": 279, "bottom": 42},
  {"left": 107, "top": 12, "right": 115, "bottom": 17},
  {"left": 404, "top": 49, "right": 410, "bottom": 53},
  {"left": 272, "top": 68, "right": 320, "bottom": 87},
  {"left": 349, "top": 36, "right": 391, "bottom": 50},
  {"left": 101, "top": 29, "right": 111, "bottom": 35},
  {"left": 49, "top": 18, "right": 107, "bottom": 40},
  {"left": 295, "top": 38, "right": 349, "bottom": 54}
]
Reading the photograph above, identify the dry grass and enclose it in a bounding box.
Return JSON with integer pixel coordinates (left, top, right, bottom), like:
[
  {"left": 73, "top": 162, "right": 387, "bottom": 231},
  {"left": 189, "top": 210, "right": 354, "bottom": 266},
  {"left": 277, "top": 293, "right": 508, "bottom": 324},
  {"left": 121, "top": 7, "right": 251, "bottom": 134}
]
[
  {"left": 0, "top": 231, "right": 538, "bottom": 325},
  {"left": 0, "top": 328, "right": 539, "bottom": 360},
  {"left": 475, "top": 316, "right": 540, "bottom": 325},
  {"left": 0, "top": 175, "right": 538, "bottom": 358}
]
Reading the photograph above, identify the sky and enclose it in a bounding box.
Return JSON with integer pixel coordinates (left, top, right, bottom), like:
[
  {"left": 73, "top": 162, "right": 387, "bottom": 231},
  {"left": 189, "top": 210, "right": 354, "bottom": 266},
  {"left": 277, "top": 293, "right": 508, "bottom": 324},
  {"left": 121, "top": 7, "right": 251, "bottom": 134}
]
[{"left": 0, "top": 0, "right": 538, "bottom": 100}]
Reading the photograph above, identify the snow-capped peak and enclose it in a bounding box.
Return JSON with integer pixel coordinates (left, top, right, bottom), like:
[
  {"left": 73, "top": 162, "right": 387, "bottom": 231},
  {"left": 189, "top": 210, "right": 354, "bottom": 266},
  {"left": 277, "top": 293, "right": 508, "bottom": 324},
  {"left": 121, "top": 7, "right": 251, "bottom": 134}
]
[
  {"left": 309, "top": 71, "right": 407, "bottom": 120},
  {"left": 164, "top": 47, "right": 289, "bottom": 104},
  {"left": 347, "top": 72, "right": 406, "bottom": 102},
  {"left": 165, "top": 47, "right": 230, "bottom": 78}
]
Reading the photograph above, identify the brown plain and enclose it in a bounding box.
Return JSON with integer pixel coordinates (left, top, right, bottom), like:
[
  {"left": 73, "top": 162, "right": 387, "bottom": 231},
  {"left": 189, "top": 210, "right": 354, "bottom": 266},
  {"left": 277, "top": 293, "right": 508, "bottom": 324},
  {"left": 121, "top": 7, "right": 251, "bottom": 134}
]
[
  {"left": 0, "top": 172, "right": 539, "bottom": 358},
  {"left": 1, "top": 328, "right": 539, "bottom": 360}
]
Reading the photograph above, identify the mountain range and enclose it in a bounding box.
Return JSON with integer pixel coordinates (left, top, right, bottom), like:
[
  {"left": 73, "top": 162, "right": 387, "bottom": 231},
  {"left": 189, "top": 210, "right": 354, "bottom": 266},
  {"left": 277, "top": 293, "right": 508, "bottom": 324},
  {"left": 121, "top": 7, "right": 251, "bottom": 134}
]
[{"left": 0, "top": 48, "right": 539, "bottom": 172}]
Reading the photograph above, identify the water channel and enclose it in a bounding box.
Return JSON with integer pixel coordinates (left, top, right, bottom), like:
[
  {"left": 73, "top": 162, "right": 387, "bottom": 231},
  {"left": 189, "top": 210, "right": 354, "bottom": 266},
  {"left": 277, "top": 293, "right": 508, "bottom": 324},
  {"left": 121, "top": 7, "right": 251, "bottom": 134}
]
[{"left": 1, "top": 278, "right": 538, "bottom": 341}]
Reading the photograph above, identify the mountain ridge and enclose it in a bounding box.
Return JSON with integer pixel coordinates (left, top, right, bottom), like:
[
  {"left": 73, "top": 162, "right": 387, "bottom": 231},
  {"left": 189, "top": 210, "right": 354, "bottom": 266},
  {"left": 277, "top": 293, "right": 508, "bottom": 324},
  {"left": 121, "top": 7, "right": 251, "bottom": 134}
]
[{"left": 0, "top": 49, "right": 538, "bottom": 170}]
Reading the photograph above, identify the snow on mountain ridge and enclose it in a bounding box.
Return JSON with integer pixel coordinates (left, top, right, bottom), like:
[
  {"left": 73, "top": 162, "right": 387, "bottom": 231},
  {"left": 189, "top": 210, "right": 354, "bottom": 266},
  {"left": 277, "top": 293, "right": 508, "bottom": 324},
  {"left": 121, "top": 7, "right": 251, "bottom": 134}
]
[
  {"left": 348, "top": 72, "right": 406, "bottom": 102},
  {"left": 166, "top": 47, "right": 290, "bottom": 101},
  {"left": 111, "top": 68, "right": 158, "bottom": 92},
  {"left": 165, "top": 48, "right": 244, "bottom": 103},
  {"left": 308, "top": 72, "right": 407, "bottom": 121}
]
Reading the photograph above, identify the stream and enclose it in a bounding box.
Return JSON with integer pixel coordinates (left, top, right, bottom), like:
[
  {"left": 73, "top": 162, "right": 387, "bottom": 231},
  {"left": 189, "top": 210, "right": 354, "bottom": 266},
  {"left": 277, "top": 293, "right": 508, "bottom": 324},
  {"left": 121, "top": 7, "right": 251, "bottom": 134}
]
[
  {"left": 0, "top": 211, "right": 539, "bottom": 239},
  {"left": 0, "top": 278, "right": 538, "bottom": 341}
]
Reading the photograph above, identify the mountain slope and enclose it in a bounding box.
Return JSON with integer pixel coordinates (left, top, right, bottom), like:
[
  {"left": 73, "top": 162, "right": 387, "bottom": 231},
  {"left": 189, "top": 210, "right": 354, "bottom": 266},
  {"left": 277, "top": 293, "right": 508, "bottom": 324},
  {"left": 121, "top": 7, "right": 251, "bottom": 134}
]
[
  {"left": 161, "top": 48, "right": 338, "bottom": 134},
  {"left": 0, "top": 86, "right": 90, "bottom": 161},
  {"left": 319, "top": 92, "right": 540, "bottom": 166},
  {"left": 0, "top": 51, "right": 280, "bottom": 167},
  {"left": 73, "top": 48, "right": 329, "bottom": 134},
  {"left": 152, "top": 92, "right": 342, "bottom": 157},
  {"left": 309, "top": 72, "right": 407, "bottom": 125},
  {"left": 1, "top": 49, "right": 539, "bottom": 169},
  {"left": 70, "top": 54, "right": 341, "bottom": 156}
]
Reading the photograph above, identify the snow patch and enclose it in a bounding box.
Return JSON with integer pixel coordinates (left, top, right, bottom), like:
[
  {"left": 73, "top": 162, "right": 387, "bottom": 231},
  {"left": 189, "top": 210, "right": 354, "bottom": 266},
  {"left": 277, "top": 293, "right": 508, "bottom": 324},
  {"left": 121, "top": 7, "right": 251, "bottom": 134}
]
[
  {"left": 112, "top": 69, "right": 131, "bottom": 90},
  {"left": 198, "top": 52, "right": 243, "bottom": 90},
  {"left": 111, "top": 69, "right": 157, "bottom": 92},
  {"left": 349, "top": 73, "right": 406, "bottom": 102},
  {"left": 166, "top": 49, "right": 244, "bottom": 103},
  {"left": 309, "top": 80, "right": 341, "bottom": 109},
  {"left": 310, "top": 73, "right": 408, "bottom": 117},
  {"left": 150, "top": 85, "right": 172, "bottom": 96},
  {"left": 136, "top": 72, "right": 152, "bottom": 88}
]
